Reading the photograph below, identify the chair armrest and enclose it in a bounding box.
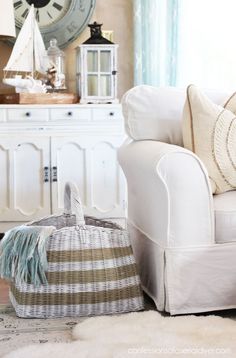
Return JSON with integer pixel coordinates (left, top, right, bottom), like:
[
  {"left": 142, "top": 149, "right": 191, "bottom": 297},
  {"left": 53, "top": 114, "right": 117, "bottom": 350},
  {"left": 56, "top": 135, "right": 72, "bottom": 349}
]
[{"left": 118, "top": 140, "right": 214, "bottom": 247}]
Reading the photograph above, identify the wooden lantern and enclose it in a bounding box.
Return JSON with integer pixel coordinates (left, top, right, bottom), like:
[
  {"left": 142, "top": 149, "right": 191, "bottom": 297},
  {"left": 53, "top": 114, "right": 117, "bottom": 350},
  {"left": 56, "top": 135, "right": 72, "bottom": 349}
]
[{"left": 76, "top": 22, "right": 118, "bottom": 104}]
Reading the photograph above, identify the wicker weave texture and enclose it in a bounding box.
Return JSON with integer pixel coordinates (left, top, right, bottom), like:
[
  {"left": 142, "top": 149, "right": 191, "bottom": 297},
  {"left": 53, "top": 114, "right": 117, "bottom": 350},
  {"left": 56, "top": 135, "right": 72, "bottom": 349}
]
[{"left": 10, "top": 182, "right": 144, "bottom": 318}]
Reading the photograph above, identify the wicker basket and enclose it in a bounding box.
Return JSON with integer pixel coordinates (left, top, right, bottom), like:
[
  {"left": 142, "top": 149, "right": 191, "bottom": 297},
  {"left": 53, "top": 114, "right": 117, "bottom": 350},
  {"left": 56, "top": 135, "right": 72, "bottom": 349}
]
[{"left": 9, "top": 182, "right": 144, "bottom": 318}]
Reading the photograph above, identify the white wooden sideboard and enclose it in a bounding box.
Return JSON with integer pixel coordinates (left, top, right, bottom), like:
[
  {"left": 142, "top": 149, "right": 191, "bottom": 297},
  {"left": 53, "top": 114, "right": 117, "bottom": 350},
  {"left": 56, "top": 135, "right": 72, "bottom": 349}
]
[{"left": 0, "top": 103, "right": 126, "bottom": 232}]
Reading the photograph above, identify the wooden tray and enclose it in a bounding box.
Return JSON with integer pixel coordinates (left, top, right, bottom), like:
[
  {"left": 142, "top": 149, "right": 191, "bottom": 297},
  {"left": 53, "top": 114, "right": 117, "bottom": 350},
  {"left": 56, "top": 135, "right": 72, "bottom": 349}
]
[{"left": 0, "top": 93, "right": 78, "bottom": 105}]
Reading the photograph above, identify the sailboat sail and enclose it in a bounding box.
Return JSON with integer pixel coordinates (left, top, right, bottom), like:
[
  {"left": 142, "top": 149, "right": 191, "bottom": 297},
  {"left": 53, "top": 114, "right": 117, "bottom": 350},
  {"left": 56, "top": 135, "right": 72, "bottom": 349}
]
[
  {"left": 34, "top": 17, "right": 48, "bottom": 74},
  {"left": 4, "top": 5, "right": 47, "bottom": 74},
  {"left": 2, "top": 4, "right": 50, "bottom": 93}
]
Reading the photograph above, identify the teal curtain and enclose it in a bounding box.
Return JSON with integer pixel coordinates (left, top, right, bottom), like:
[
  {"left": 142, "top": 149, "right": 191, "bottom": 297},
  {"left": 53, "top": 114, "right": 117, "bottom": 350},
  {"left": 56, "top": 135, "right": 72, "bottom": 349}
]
[{"left": 134, "top": 0, "right": 179, "bottom": 86}]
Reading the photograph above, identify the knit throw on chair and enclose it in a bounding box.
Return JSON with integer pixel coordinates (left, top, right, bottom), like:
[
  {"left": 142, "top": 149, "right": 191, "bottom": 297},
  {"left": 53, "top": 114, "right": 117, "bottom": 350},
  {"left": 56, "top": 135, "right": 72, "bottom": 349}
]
[{"left": 0, "top": 225, "right": 55, "bottom": 286}]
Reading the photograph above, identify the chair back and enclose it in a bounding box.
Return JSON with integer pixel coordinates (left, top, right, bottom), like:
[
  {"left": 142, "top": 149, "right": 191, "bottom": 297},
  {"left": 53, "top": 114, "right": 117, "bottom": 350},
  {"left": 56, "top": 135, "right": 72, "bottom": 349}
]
[{"left": 122, "top": 85, "right": 230, "bottom": 146}]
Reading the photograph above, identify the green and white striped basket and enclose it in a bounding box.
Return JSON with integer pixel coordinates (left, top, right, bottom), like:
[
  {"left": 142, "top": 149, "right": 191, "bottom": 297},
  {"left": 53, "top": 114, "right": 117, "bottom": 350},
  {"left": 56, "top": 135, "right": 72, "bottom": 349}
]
[{"left": 10, "top": 182, "right": 144, "bottom": 318}]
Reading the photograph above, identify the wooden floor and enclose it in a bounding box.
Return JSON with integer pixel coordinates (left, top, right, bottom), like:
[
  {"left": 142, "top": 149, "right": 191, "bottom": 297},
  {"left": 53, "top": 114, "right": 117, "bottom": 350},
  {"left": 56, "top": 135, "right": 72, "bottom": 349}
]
[{"left": 0, "top": 278, "right": 10, "bottom": 305}]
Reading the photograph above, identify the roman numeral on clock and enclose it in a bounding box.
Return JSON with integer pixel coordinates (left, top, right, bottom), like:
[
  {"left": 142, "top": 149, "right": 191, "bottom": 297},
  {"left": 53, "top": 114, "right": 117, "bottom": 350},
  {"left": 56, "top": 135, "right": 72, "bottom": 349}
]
[
  {"left": 22, "top": 8, "right": 29, "bottom": 19},
  {"left": 36, "top": 9, "right": 40, "bottom": 22},
  {"left": 47, "top": 11, "right": 53, "bottom": 19},
  {"left": 53, "top": 2, "right": 63, "bottom": 11},
  {"left": 14, "top": 0, "right": 23, "bottom": 10}
]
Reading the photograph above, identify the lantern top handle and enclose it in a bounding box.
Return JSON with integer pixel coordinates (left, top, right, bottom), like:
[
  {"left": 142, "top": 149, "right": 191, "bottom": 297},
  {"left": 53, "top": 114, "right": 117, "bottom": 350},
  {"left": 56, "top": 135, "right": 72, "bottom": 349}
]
[{"left": 83, "top": 22, "right": 114, "bottom": 45}]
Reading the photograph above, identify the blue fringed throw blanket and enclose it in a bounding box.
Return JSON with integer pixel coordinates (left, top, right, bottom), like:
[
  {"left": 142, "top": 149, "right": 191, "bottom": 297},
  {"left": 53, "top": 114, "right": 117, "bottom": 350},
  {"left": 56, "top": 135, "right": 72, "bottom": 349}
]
[{"left": 0, "top": 225, "right": 55, "bottom": 286}]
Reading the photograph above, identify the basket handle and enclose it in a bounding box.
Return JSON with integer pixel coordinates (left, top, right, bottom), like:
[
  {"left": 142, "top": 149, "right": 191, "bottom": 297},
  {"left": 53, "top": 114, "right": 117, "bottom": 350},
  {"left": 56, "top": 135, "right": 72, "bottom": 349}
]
[{"left": 64, "top": 182, "right": 85, "bottom": 226}]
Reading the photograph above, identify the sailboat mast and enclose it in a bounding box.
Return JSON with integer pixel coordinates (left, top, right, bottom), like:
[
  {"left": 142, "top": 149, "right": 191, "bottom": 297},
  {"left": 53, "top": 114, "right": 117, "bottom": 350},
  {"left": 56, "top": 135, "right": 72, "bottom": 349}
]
[{"left": 32, "top": 4, "right": 35, "bottom": 78}]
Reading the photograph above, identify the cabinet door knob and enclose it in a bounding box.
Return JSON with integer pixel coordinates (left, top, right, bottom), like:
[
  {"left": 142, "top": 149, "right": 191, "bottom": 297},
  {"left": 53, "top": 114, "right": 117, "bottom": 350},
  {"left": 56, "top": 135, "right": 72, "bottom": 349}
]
[
  {"left": 25, "top": 112, "right": 31, "bottom": 117},
  {"left": 52, "top": 166, "right": 58, "bottom": 182},
  {"left": 67, "top": 111, "right": 73, "bottom": 117},
  {"left": 109, "top": 112, "right": 114, "bottom": 117}
]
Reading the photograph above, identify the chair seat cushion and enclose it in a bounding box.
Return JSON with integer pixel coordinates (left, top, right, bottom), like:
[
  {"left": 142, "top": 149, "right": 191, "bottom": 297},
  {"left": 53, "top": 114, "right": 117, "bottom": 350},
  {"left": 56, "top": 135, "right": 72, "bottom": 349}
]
[{"left": 214, "top": 191, "right": 236, "bottom": 243}]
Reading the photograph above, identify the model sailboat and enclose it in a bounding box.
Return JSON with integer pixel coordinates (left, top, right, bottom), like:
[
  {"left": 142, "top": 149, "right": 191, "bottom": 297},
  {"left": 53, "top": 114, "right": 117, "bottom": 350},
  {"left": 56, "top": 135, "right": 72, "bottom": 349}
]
[{"left": 3, "top": 5, "right": 48, "bottom": 93}]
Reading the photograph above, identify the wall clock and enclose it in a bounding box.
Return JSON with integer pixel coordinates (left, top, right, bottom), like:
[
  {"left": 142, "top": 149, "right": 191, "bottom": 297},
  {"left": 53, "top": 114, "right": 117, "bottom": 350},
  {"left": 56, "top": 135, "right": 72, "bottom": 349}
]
[{"left": 12, "top": 0, "right": 96, "bottom": 48}]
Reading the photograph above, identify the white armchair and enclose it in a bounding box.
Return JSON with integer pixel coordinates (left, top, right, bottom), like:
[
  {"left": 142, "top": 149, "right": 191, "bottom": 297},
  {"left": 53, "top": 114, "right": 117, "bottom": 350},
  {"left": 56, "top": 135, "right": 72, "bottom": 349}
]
[{"left": 118, "top": 85, "right": 236, "bottom": 315}]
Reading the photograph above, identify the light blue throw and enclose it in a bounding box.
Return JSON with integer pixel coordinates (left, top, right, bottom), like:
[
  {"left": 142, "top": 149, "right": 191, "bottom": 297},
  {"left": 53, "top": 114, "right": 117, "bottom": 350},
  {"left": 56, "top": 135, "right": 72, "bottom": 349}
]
[{"left": 0, "top": 225, "right": 55, "bottom": 286}]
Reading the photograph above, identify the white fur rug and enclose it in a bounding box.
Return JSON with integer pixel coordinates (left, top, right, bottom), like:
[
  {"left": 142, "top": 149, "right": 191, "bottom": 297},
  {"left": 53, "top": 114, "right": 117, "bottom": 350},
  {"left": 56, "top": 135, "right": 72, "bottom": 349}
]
[{"left": 4, "top": 310, "right": 236, "bottom": 358}]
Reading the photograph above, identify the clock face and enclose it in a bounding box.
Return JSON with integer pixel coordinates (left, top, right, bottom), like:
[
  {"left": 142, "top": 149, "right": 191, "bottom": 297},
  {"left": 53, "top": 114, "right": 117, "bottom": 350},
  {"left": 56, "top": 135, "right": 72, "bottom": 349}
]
[
  {"left": 12, "top": 0, "right": 96, "bottom": 48},
  {"left": 14, "top": 0, "right": 72, "bottom": 28}
]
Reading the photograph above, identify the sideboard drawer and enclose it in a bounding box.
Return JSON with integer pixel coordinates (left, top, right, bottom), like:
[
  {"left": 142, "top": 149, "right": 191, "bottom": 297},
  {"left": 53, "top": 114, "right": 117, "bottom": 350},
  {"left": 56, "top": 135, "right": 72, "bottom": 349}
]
[
  {"left": 91, "top": 108, "right": 122, "bottom": 121},
  {"left": 50, "top": 108, "right": 91, "bottom": 121},
  {"left": 7, "top": 108, "right": 49, "bottom": 122},
  {"left": 0, "top": 109, "right": 6, "bottom": 122}
]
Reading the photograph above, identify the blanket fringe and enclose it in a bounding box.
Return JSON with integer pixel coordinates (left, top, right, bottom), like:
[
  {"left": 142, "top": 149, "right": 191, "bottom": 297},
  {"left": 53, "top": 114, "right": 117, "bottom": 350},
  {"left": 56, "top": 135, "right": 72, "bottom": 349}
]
[{"left": 0, "top": 225, "right": 55, "bottom": 286}]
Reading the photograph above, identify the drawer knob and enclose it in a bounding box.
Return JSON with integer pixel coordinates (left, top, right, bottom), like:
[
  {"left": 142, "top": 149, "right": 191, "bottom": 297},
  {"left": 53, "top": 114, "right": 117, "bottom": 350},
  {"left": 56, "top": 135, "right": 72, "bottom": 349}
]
[
  {"left": 25, "top": 112, "right": 31, "bottom": 117},
  {"left": 109, "top": 112, "right": 114, "bottom": 116},
  {"left": 67, "top": 111, "right": 73, "bottom": 116}
]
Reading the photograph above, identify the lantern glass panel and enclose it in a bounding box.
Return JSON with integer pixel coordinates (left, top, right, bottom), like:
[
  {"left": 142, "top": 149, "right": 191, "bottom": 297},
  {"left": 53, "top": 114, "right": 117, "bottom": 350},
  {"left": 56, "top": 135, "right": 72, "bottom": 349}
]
[
  {"left": 87, "top": 51, "right": 98, "bottom": 72},
  {"left": 100, "top": 75, "right": 111, "bottom": 96},
  {"left": 87, "top": 75, "right": 98, "bottom": 96},
  {"left": 100, "top": 51, "right": 111, "bottom": 72}
]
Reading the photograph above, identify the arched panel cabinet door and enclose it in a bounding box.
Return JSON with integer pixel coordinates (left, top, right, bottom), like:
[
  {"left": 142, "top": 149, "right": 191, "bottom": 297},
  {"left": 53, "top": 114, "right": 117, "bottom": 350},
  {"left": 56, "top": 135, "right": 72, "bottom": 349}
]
[
  {"left": 0, "top": 136, "right": 51, "bottom": 221},
  {"left": 50, "top": 136, "right": 87, "bottom": 214},
  {"left": 89, "top": 139, "right": 126, "bottom": 218},
  {"left": 51, "top": 134, "right": 126, "bottom": 219}
]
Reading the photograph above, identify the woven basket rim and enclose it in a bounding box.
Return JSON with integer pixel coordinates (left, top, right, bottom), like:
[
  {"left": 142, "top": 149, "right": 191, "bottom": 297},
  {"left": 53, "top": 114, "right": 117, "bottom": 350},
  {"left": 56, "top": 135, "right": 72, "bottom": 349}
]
[{"left": 27, "top": 214, "right": 125, "bottom": 233}]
